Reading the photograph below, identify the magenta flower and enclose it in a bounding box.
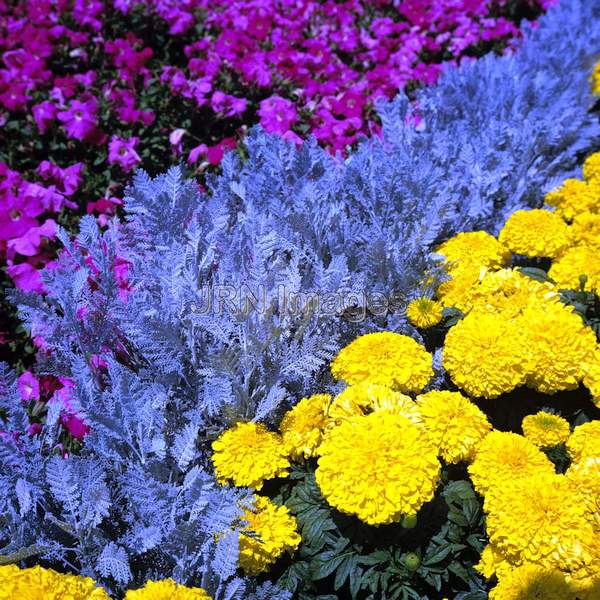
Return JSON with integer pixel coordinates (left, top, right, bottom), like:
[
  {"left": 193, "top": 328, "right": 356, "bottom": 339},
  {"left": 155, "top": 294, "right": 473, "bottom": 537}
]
[
  {"left": 211, "top": 91, "right": 247, "bottom": 117},
  {"left": 32, "top": 101, "right": 58, "bottom": 133},
  {"left": 258, "top": 96, "right": 299, "bottom": 135},
  {"left": 7, "top": 218, "right": 57, "bottom": 257},
  {"left": 6, "top": 262, "right": 46, "bottom": 293},
  {"left": 108, "top": 135, "right": 141, "bottom": 173},
  {"left": 57, "top": 97, "right": 102, "bottom": 142},
  {"left": 169, "top": 128, "right": 186, "bottom": 155},
  {"left": 18, "top": 371, "right": 40, "bottom": 402}
]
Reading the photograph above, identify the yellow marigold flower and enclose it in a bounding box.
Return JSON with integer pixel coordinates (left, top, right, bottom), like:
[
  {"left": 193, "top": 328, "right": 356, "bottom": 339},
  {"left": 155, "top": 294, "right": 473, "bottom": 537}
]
[
  {"left": 415, "top": 390, "right": 491, "bottom": 463},
  {"left": 330, "top": 332, "right": 432, "bottom": 393},
  {"left": 489, "top": 564, "right": 576, "bottom": 600},
  {"left": 327, "top": 382, "right": 422, "bottom": 427},
  {"left": 316, "top": 412, "right": 440, "bottom": 525},
  {"left": 406, "top": 297, "right": 444, "bottom": 328},
  {"left": 472, "top": 268, "right": 558, "bottom": 317},
  {"left": 436, "top": 265, "right": 484, "bottom": 312},
  {"left": 0, "top": 564, "right": 110, "bottom": 600},
  {"left": 566, "top": 457, "right": 600, "bottom": 530},
  {"left": 583, "top": 347, "right": 600, "bottom": 408},
  {"left": 485, "top": 473, "right": 589, "bottom": 568},
  {"left": 567, "top": 421, "right": 600, "bottom": 464},
  {"left": 468, "top": 431, "right": 555, "bottom": 499},
  {"left": 545, "top": 178, "right": 599, "bottom": 222},
  {"left": 520, "top": 302, "right": 597, "bottom": 394},
  {"left": 436, "top": 231, "right": 511, "bottom": 276},
  {"left": 568, "top": 211, "right": 600, "bottom": 251},
  {"left": 124, "top": 579, "right": 211, "bottom": 600},
  {"left": 592, "top": 61, "right": 600, "bottom": 96},
  {"left": 211, "top": 422, "right": 289, "bottom": 489},
  {"left": 498, "top": 209, "right": 570, "bottom": 258},
  {"left": 521, "top": 411, "right": 570, "bottom": 448},
  {"left": 583, "top": 152, "right": 600, "bottom": 184},
  {"left": 239, "top": 495, "right": 301, "bottom": 576},
  {"left": 476, "top": 543, "right": 512, "bottom": 580},
  {"left": 443, "top": 311, "right": 527, "bottom": 398},
  {"left": 549, "top": 245, "right": 600, "bottom": 294},
  {"left": 280, "top": 394, "right": 332, "bottom": 459}
]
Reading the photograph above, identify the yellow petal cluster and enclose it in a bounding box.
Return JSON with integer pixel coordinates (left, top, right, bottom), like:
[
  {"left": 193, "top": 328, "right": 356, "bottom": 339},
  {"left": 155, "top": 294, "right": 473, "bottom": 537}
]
[
  {"left": 583, "top": 151, "right": 600, "bottom": 183},
  {"left": 436, "top": 231, "right": 511, "bottom": 276},
  {"left": 592, "top": 61, "right": 600, "bottom": 96},
  {"left": 584, "top": 348, "right": 600, "bottom": 408},
  {"left": 124, "top": 579, "right": 211, "bottom": 600},
  {"left": 484, "top": 473, "right": 588, "bottom": 567},
  {"left": 443, "top": 311, "right": 527, "bottom": 398},
  {"left": 315, "top": 412, "right": 440, "bottom": 525},
  {"left": 549, "top": 245, "right": 600, "bottom": 294},
  {"left": 567, "top": 420, "right": 600, "bottom": 464},
  {"left": 239, "top": 495, "right": 301, "bottom": 575},
  {"left": 279, "top": 394, "right": 332, "bottom": 459},
  {"left": 0, "top": 564, "right": 110, "bottom": 600},
  {"left": 211, "top": 421, "right": 290, "bottom": 489},
  {"left": 488, "top": 564, "right": 576, "bottom": 600},
  {"left": 327, "top": 382, "right": 422, "bottom": 426},
  {"left": 521, "top": 411, "right": 570, "bottom": 448},
  {"left": 468, "top": 431, "right": 555, "bottom": 499},
  {"left": 568, "top": 212, "right": 600, "bottom": 250},
  {"left": 406, "top": 297, "right": 444, "bottom": 328},
  {"left": 330, "top": 331, "right": 432, "bottom": 393},
  {"left": 415, "top": 390, "right": 491, "bottom": 463},
  {"left": 498, "top": 209, "right": 570, "bottom": 258},
  {"left": 520, "top": 302, "right": 596, "bottom": 394},
  {"left": 545, "top": 178, "right": 599, "bottom": 221}
]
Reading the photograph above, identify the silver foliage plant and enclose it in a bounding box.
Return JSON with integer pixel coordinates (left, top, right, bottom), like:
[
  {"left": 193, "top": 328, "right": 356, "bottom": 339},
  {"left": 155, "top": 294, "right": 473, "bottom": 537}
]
[{"left": 1, "top": 0, "right": 599, "bottom": 597}]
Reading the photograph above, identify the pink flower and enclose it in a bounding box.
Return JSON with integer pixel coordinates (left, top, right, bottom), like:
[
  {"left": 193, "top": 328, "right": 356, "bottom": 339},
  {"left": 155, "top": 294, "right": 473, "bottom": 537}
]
[
  {"left": 257, "top": 96, "right": 299, "bottom": 135},
  {"left": 211, "top": 91, "right": 247, "bottom": 117},
  {"left": 18, "top": 371, "right": 40, "bottom": 402},
  {"left": 108, "top": 135, "right": 141, "bottom": 173},
  {"left": 57, "top": 97, "right": 104, "bottom": 143},
  {"left": 32, "top": 101, "right": 58, "bottom": 133},
  {"left": 169, "top": 128, "right": 186, "bottom": 155},
  {"left": 6, "top": 262, "right": 46, "bottom": 293},
  {"left": 37, "top": 161, "right": 84, "bottom": 196},
  {"left": 7, "top": 219, "right": 57, "bottom": 257}
]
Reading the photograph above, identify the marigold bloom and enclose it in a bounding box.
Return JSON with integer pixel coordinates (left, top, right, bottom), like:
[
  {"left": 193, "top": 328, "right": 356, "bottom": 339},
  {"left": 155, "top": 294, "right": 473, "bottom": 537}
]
[
  {"left": 279, "top": 394, "right": 332, "bottom": 459},
  {"left": 406, "top": 297, "right": 443, "bottom": 328},
  {"left": 0, "top": 564, "right": 110, "bottom": 600},
  {"left": 521, "top": 411, "right": 570, "bottom": 448},
  {"left": 520, "top": 303, "right": 596, "bottom": 394},
  {"left": 568, "top": 211, "right": 600, "bottom": 250},
  {"left": 566, "top": 457, "right": 600, "bottom": 529},
  {"left": 239, "top": 495, "right": 301, "bottom": 575},
  {"left": 476, "top": 543, "right": 512, "bottom": 580},
  {"left": 212, "top": 422, "right": 290, "bottom": 489},
  {"left": 484, "top": 473, "right": 589, "bottom": 569},
  {"left": 489, "top": 564, "right": 576, "bottom": 600},
  {"left": 583, "top": 348, "right": 600, "bottom": 408},
  {"left": 583, "top": 152, "right": 600, "bottom": 184},
  {"left": 499, "top": 209, "right": 570, "bottom": 258},
  {"left": 468, "top": 431, "right": 555, "bottom": 499},
  {"left": 567, "top": 421, "right": 600, "bottom": 464},
  {"left": 327, "top": 382, "right": 422, "bottom": 426},
  {"left": 549, "top": 245, "right": 600, "bottom": 294},
  {"left": 545, "top": 178, "right": 599, "bottom": 222},
  {"left": 124, "top": 579, "right": 211, "bottom": 599},
  {"left": 416, "top": 390, "right": 491, "bottom": 463},
  {"left": 331, "top": 332, "right": 432, "bottom": 393},
  {"left": 316, "top": 412, "right": 440, "bottom": 525},
  {"left": 443, "top": 311, "right": 526, "bottom": 398},
  {"left": 436, "top": 230, "right": 511, "bottom": 276}
]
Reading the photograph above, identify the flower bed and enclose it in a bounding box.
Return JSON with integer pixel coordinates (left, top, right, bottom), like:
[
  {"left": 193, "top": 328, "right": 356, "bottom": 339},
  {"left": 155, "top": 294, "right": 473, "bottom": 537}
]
[{"left": 1, "top": 0, "right": 600, "bottom": 598}]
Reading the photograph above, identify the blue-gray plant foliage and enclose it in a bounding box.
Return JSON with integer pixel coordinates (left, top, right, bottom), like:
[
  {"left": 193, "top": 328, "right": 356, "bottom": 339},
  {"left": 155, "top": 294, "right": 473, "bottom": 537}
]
[{"left": 1, "top": 0, "right": 599, "bottom": 596}]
